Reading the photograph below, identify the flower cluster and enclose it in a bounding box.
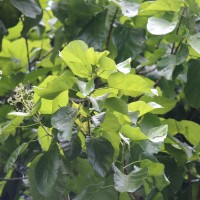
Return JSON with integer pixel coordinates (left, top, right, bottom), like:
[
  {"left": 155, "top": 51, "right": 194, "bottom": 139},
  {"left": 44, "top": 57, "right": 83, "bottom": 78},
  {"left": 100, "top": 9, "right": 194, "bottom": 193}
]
[
  {"left": 7, "top": 83, "right": 34, "bottom": 113},
  {"left": 0, "top": 70, "right": 2, "bottom": 80}
]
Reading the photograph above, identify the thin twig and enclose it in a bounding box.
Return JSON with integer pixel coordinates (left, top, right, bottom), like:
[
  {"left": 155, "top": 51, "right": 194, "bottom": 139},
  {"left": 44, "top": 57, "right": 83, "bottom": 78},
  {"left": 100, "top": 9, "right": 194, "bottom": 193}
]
[
  {"left": 171, "top": 8, "right": 185, "bottom": 54},
  {"left": 106, "top": 8, "right": 119, "bottom": 50},
  {"left": 138, "top": 67, "right": 157, "bottom": 75},
  {"left": 0, "top": 177, "right": 27, "bottom": 182},
  {"left": 25, "top": 37, "right": 31, "bottom": 72}
]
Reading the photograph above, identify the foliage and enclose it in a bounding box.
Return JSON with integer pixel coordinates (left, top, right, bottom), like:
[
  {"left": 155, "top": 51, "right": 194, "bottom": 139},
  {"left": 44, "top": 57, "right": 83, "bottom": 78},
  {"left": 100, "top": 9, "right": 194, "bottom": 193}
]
[{"left": 0, "top": 0, "right": 200, "bottom": 199}]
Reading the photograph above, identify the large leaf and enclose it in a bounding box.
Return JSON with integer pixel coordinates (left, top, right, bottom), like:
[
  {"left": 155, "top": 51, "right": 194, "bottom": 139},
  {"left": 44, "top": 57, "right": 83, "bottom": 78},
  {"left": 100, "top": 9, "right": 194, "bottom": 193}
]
[
  {"left": 34, "top": 71, "right": 75, "bottom": 99},
  {"left": 108, "top": 72, "right": 152, "bottom": 97},
  {"left": 4, "top": 143, "right": 28, "bottom": 172},
  {"left": 35, "top": 145, "right": 60, "bottom": 196},
  {"left": 60, "top": 40, "right": 92, "bottom": 78},
  {"left": 121, "top": 124, "right": 148, "bottom": 141},
  {"left": 38, "top": 126, "right": 52, "bottom": 151},
  {"left": 184, "top": 60, "right": 200, "bottom": 109},
  {"left": 86, "top": 137, "right": 114, "bottom": 177},
  {"left": 11, "top": 0, "right": 42, "bottom": 18},
  {"left": 51, "top": 106, "right": 77, "bottom": 141},
  {"left": 141, "top": 0, "right": 181, "bottom": 12},
  {"left": 113, "top": 26, "right": 146, "bottom": 62},
  {"left": 144, "top": 125, "right": 168, "bottom": 143},
  {"left": 128, "top": 101, "right": 162, "bottom": 117},
  {"left": 188, "top": 33, "right": 200, "bottom": 54},
  {"left": 147, "top": 15, "right": 178, "bottom": 35},
  {"left": 28, "top": 155, "right": 68, "bottom": 200},
  {"left": 77, "top": 11, "right": 108, "bottom": 50},
  {"left": 0, "top": 116, "right": 24, "bottom": 143},
  {"left": 60, "top": 134, "right": 82, "bottom": 161},
  {"left": 114, "top": 166, "right": 148, "bottom": 192},
  {"left": 104, "top": 97, "right": 128, "bottom": 115},
  {"left": 74, "top": 180, "right": 118, "bottom": 200},
  {"left": 140, "top": 95, "right": 176, "bottom": 114}
]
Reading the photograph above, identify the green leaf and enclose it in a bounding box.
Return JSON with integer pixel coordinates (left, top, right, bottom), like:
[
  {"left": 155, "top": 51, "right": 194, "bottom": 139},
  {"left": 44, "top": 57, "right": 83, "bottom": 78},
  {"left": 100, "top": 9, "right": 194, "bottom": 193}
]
[
  {"left": 185, "top": 60, "right": 200, "bottom": 109},
  {"left": 188, "top": 33, "right": 200, "bottom": 54},
  {"left": 104, "top": 97, "right": 128, "bottom": 115},
  {"left": 142, "top": 0, "right": 181, "bottom": 12},
  {"left": 34, "top": 71, "right": 75, "bottom": 99},
  {"left": 4, "top": 143, "right": 28, "bottom": 172},
  {"left": 178, "top": 120, "right": 200, "bottom": 146},
  {"left": 28, "top": 155, "right": 68, "bottom": 200},
  {"left": 113, "top": 26, "right": 145, "bottom": 62},
  {"left": 88, "top": 94, "right": 109, "bottom": 112},
  {"left": 0, "top": 116, "right": 24, "bottom": 143},
  {"left": 117, "top": 58, "right": 131, "bottom": 74},
  {"left": 145, "top": 125, "right": 168, "bottom": 143},
  {"left": 112, "top": 0, "right": 140, "bottom": 17},
  {"left": 10, "top": 0, "right": 42, "bottom": 19},
  {"left": 114, "top": 165, "right": 148, "bottom": 192},
  {"left": 140, "top": 95, "right": 176, "bottom": 114},
  {"left": 51, "top": 106, "right": 77, "bottom": 141},
  {"left": 60, "top": 134, "right": 82, "bottom": 161},
  {"left": 121, "top": 124, "right": 148, "bottom": 141},
  {"left": 108, "top": 72, "right": 152, "bottom": 97},
  {"left": 35, "top": 145, "right": 60, "bottom": 196},
  {"left": 60, "top": 40, "right": 92, "bottom": 78},
  {"left": 77, "top": 11, "right": 108, "bottom": 50},
  {"left": 128, "top": 101, "right": 162, "bottom": 117},
  {"left": 38, "top": 126, "right": 52, "bottom": 151},
  {"left": 147, "top": 15, "right": 178, "bottom": 35},
  {"left": 86, "top": 136, "right": 114, "bottom": 177},
  {"left": 77, "top": 79, "right": 95, "bottom": 97},
  {"left": 74, "top": 180, "right": 118, "bottom": 200}
]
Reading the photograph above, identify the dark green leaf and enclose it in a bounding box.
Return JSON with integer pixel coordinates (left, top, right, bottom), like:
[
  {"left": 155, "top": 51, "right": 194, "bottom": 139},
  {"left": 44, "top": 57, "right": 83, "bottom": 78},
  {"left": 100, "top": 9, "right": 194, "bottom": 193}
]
[
  {"left": 11, "top": 0, "right": 42, "bottom": 18},
  {"left": 60, "top": 134, "right": 82, "bottom": 161},
  {"left": 4, "top": 143, "right": 28, "bottom": 172},
  {"left": 113, "top": 26, "right": 145, "bottom": 62},
  {"left": 51, "top": 106, "right": 77, "bottom": 141},
  {"left": 77, "top": 11, "right": 108, "bottom": 50},
  {"left": 185, "top": 60, "right": 200, "bottom": 109},
  {"left": 114, "top": 165, "right": 148, "bottom": 192},
  {"left": 86, "top": 136, "right": 114, "bottom": 177},
  {"left": 104, "top": 97, "right": 128, "bottom": 115},
  {"left": 35, "top": 145, "right": 60, "bottom": 196}
]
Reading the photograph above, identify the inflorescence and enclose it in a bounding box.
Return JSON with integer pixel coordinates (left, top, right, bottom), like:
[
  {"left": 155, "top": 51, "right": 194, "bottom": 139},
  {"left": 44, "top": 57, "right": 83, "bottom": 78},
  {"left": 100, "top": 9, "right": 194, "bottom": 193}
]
[{"left": 7, "top": 83, "right": 34, "bottom": 113}]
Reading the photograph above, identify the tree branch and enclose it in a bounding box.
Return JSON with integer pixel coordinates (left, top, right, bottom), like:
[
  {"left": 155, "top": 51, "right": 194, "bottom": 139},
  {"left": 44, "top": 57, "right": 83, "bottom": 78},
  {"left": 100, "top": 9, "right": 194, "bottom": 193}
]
[{"left": 106, "top": 8, "right": 119, "bottom": 50}]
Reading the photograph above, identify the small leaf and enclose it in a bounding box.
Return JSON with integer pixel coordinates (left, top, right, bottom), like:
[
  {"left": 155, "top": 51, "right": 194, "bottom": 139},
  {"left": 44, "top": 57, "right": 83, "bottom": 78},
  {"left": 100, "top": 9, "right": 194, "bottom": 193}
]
[
  {"left": 114, "top": 165, "right": 148, "bottom": 192},
  {"left": 38, "top": 126, "right": 52, "bottom": 151},
  {"left": 35, "top": 145, "right": 60, "bottom": 196},
  {"left": 77, "top": 79, "right": 95, "bottom": 97},
  {"left": 117, "top": 58, "right": 131, "bottom": 74},
  {"left": 86, "top": 137, "right": 114, "bottom": 177},
  {"left": 147, "top": 15, "right": 178, "bottom": 35},
  {"left": 4, "top": 143, "right": 28, "bottom": 172},
  {"left": 51, "top": 106, "right": 77, "bottom": 141}
]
